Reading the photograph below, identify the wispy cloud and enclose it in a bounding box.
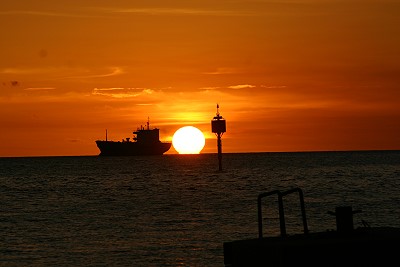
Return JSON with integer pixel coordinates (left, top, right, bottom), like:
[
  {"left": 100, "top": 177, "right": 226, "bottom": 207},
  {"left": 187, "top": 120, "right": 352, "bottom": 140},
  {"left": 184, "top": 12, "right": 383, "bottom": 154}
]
[
  {"left": 202, "top": 67, "right": 238, "bottom": 75},
  {"left": 260, "top": 85, "right": 287, "bottom": 89},
  {"left": 0, "top": 67, "right": 50, "bottom": 75},
  {"left": 92, "top": 87, "right": 154, "bottom": 98},
  {"left": 24, "top": 87, "right": 56, "bottom": 91},
  {"left": 228, "top": 84, "right": 256, "bottom": 89},
  {"left": 100, "top": 7, "right": 252, "bottom": 17},
  {"left": 63, "top": 67, "right": 124, "bottom": 79},
  {"left": 0, "top": 10, "right": 104, "bottom": 18},
  {"left": 199, "top": 86, "right": 221, "bottom": 90},
  {"left": 1, "top": 66, "right": 124, "bottom": 80},
  {"left": 199, "top": 84, "right": 257, "bottom": 90}
]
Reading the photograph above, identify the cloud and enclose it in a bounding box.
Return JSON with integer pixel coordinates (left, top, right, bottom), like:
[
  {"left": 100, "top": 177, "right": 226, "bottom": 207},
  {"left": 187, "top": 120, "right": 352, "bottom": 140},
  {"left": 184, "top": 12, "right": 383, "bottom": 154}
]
[
  {"left": 202, "top": 67, "right": 238, "bottom": 75},
  {"left": 100, "top": 7, "right": 251, "bottom": 17},
  {"left": 1, "top": 67, "right": 48, "bottom": 75},
  {"left": 199, "top": 86, "right": 221, "bottom": 90},
  {"left": 63, "top": 67, "right": 124, "bottom": 79},
  {"left": 260, "top": 85, "right": 287, "bottom": 89},
  {"left": 24, "top": 87, "right": 56, "bottom": 91},
  {"left": 228, "top": 84, "right": 256, "bottom": 89},
  {"left": 1, "top": 66, "right": 124, "bottom": 81},
  {"left": 92, "top": 87, "right": 154, "bottom": 98},
  {"left": 199, "top": 84, "right": 258, "bottom": 91},
  {"left": 0, "top": 10, "right": 107, "bottom": 18}
]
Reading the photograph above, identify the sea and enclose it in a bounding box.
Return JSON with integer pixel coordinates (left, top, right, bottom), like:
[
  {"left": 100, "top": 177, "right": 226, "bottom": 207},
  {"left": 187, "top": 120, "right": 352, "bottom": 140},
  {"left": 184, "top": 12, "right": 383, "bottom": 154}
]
[{"left": 1, "top": 151, "right": 400, "bottom": 267}]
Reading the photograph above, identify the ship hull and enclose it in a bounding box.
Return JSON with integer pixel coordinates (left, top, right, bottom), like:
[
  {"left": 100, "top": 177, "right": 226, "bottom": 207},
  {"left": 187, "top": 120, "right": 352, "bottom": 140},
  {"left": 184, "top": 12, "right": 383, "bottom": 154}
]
[{"left": 96, "top": 140, "right": 171, "bottom": 156}]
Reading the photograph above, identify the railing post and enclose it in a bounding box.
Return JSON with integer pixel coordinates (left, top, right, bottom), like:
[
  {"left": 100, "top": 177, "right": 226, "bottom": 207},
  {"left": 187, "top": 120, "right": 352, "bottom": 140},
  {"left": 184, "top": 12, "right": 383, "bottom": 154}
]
[
  {"left": 297, "top": 188, "right": 309, "bottom": 235},
  {"left": 258, "top": 190, "right": 281, "bottom": 239},
  {"left": 277, "top": 193, "right": 286, "bottom": 237}
]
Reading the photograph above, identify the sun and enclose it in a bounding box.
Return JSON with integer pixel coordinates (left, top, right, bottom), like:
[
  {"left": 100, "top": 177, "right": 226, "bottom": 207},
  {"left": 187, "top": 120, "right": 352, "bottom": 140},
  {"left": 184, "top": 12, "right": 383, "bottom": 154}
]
[{"left": 172, "top": 126, "right": 205, "bottom": 154}]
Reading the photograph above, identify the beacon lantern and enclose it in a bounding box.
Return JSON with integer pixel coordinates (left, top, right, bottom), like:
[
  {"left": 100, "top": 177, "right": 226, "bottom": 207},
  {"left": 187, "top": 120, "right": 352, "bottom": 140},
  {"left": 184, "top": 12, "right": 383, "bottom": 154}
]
[{"left": 212, "top": 116, "right": 226, "bottom": 133}]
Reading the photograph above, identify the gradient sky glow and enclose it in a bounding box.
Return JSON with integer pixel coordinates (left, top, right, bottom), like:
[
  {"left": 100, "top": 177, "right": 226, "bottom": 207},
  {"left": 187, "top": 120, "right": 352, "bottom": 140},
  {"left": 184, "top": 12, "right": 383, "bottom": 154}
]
[{"left": 1, "top": 0, "right": 399, "bottom": 156}]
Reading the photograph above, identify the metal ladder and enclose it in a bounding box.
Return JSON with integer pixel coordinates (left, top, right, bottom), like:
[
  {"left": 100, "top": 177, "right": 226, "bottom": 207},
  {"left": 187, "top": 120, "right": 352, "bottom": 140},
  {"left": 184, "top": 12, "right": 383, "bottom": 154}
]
[{"left": 257, "top": 187, "right": 309, "bottom": 238}]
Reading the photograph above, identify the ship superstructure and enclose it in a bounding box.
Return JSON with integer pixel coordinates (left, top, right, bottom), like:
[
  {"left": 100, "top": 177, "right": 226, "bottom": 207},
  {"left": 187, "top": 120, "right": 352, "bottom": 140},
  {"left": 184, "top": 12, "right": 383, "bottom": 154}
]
[{"left": 96, "top": 118, "right": 171, "bottom": 156}]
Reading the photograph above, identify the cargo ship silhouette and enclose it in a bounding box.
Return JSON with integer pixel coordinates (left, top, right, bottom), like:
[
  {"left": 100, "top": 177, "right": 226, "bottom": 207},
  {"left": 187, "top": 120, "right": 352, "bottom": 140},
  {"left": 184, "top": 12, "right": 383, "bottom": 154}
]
[{"left": 96, "top": 118, "right": 171, "bottom": 156}]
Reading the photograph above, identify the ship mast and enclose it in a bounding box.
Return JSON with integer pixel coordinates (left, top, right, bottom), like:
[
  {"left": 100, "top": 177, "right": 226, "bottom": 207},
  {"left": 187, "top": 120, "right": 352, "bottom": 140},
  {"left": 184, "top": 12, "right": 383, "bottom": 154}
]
[{"left": 147, "top": 117, "right": 150, "bottom": 130}]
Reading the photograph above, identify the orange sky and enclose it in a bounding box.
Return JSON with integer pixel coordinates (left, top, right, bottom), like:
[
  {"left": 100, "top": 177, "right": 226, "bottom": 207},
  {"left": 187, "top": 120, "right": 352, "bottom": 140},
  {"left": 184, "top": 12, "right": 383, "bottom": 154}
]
[{"left": 1, "top": 0, "right": 399, "bottom": 157}]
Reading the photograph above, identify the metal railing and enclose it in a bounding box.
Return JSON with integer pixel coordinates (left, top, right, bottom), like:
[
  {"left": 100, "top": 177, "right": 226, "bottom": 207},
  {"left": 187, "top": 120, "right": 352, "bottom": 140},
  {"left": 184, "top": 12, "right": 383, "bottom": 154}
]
[{"left": 257, "top": 187, "right": 308, "bottom": 238}]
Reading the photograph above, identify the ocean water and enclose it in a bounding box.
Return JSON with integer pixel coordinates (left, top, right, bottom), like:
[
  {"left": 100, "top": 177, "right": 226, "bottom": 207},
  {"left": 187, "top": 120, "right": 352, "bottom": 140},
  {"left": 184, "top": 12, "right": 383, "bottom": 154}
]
[{"left": 1, "top": 151, "right": 400, "bottom": 266}]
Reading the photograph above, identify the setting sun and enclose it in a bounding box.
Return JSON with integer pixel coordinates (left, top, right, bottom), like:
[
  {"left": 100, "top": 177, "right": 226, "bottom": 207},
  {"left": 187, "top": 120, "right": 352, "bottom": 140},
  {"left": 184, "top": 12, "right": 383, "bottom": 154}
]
[{"left": 172, "top": 126, "right": 205, "bottom": 154}]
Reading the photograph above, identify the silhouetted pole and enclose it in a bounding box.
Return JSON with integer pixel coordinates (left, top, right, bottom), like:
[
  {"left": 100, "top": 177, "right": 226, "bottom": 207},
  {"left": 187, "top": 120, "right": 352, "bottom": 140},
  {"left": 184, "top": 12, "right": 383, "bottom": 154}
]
[
  {"left": 217, "top": 134, "right": 222, "bottom": 170},
  {"left": 211, "top": 104, "right": 226, "bottom": 171}
]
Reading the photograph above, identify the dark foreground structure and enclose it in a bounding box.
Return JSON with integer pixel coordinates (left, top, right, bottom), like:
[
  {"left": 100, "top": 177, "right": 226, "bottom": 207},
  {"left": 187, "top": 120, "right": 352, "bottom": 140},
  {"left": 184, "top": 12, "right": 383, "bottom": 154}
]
[
  {"left": 223, "top": 188, "right": 400, "bottom": 267},
  {"left": 96, "top": 119, "right": 171, "bottom": 156}
]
